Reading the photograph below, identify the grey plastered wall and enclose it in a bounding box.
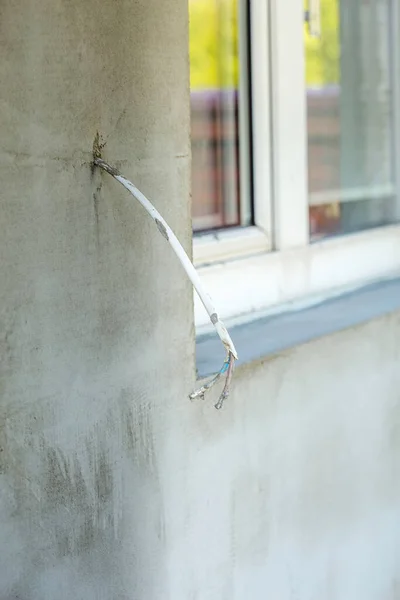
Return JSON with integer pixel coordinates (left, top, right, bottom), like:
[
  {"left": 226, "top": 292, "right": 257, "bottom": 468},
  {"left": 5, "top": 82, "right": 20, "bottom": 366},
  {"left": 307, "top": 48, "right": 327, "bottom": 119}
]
[
  {"left": 2, "top": 1, "right": 400, "bottom": 599},
  {"left": 185, "top": 312, "right": 400, "bottom": 600},
  {"left": 0, "top": 0, "right": 193, "bottom": 598}
]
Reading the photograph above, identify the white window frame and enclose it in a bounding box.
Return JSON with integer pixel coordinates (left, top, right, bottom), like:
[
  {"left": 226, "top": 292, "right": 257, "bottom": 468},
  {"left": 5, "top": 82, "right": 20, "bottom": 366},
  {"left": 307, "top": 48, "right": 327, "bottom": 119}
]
[
  {"left": 192, "top": 0, "right": 272, "bottom": 257},
  {"left": 193, "top": 0, "right": 400, "bottom": 331}
]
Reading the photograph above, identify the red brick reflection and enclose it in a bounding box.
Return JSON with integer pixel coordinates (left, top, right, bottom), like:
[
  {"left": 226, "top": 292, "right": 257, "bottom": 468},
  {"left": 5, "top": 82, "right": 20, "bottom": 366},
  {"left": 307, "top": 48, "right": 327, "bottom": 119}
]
[{"left": 191, "top": 89, "right": 240, "bottom": 232}]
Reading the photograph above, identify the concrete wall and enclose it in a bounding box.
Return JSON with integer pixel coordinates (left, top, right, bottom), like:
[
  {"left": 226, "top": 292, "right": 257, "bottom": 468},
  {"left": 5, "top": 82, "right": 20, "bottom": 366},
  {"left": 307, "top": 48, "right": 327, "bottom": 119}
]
[
  {"left": 185, "top": 312, "right": 400, "bottom": 600},
  {"left": 0, "top": 0, "right": 193, "bottom": 598},
  {"left": 1, "top": 1, "right": 400, "bottom": 599}
]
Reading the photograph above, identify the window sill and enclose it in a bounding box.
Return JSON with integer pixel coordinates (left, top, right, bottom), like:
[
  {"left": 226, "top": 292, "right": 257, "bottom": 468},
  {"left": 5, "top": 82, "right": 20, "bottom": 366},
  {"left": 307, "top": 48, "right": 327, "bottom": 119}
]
[
  {"left": 194, "top": 224, "right": 400, "bottom": 331},
  {"left": 196, "top": 275, "right": 400, "bottom": 377}
]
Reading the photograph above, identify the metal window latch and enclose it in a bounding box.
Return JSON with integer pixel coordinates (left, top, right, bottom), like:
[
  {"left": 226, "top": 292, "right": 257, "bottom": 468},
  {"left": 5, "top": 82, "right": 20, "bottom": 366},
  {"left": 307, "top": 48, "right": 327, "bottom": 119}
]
[{"left": 305, "top": 0, "right": 321, "bottom": 38}]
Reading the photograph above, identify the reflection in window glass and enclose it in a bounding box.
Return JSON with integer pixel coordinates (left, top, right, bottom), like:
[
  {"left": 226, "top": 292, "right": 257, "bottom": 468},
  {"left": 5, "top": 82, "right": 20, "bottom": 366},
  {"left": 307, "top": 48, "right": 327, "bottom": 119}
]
[
  {"left": 189, "top": 0, "right": 241, "bottom": 232},
  {"left": 305, "top": 0, "right": 398, "bottom": 240}
]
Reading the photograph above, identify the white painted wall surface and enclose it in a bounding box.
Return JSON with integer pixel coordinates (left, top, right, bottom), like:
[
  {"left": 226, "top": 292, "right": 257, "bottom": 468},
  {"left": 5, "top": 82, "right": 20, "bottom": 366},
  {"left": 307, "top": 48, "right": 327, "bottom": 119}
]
[{"left": 1, "top": 0, "right": 400, "bottom": 599}]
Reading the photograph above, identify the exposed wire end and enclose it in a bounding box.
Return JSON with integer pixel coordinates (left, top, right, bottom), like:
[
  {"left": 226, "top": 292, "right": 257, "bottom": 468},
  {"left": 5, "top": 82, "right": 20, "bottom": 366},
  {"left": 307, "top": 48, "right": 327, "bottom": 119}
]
[
  {"left": 189, "top": 354, "right": 230, "bottom": 401},
  {"left": 93, "top": 157, "right": 238, "bottom": 408},
  {"left": 189, "top": 351, "right": 235, "bottom": 409},
  {"left": 214, "top": 351, "right": 235, "bottom": 410}
]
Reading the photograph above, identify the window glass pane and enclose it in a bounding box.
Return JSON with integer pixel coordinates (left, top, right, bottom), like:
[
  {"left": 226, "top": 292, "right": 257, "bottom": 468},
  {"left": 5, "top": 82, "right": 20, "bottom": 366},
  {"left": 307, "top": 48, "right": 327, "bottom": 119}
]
[
  {"left": 189, "top": 0, "right": 242, "bottom": 232},
  {"left": 305, "top": 0, "right": 398, "bottom": 241}
]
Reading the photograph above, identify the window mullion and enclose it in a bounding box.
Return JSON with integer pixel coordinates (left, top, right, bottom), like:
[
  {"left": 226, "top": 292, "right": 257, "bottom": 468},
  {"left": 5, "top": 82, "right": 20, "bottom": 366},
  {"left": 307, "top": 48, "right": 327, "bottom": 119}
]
[
  {"left": 238, "top": 0, "right": 252, "bottom": 226},
  {"left": 250, "top": 0, "right": 273, "bottom": 238},
  {"left": 270, "top": 0, "right": 309, "bottom": 250}
]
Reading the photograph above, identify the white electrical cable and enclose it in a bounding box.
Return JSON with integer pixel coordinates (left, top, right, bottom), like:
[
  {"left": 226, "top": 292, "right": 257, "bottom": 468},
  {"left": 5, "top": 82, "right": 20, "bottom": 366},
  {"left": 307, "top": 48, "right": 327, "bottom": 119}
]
[{"left": 94, "top": 157, "right": 238, "bottom": 408}]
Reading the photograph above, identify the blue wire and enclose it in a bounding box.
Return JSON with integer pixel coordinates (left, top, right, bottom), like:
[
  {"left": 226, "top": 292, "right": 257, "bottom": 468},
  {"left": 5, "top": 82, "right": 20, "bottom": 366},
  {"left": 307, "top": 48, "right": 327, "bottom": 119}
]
[{"left": 220, "top": 359, "right": 230, "bottom": 374}]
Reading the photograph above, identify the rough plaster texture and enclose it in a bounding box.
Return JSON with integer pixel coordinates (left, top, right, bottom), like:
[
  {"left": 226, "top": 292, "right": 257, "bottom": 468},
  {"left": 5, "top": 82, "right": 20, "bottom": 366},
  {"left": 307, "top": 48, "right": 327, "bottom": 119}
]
[
  {"left": 2, "top": 1, "right": 400, "bottom": 599},
  {"left": 187, "top": 312, "right": 400, "bottom": 600},
  {"left": 0, "top": 0, "right": 193, "bottom": 598}
]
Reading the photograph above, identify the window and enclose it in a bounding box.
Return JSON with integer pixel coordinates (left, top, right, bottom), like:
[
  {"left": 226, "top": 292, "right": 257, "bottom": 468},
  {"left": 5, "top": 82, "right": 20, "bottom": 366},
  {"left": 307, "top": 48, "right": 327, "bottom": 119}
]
[
  {"left": 191, "top": 0, "right": 400, "bottom": 332},
  {"left": 189, "top": 0, "right": 272, "bottom": 265},
  {"left": 189, "top": 0, "right": 250, "bottom": 231},
  {"left": 306, "top": 0, "right": 399, "bottom": 240}
]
